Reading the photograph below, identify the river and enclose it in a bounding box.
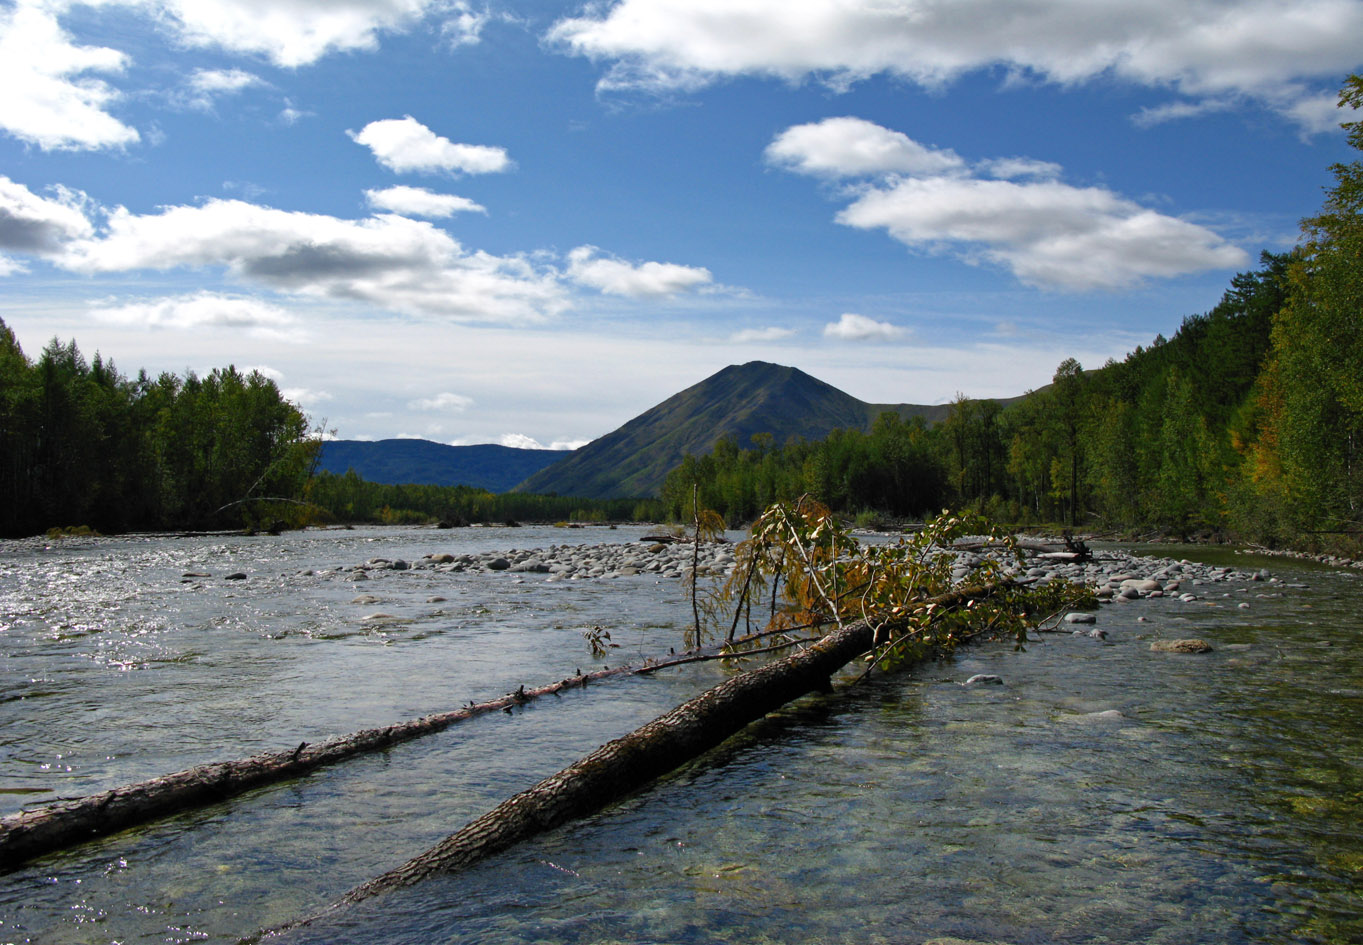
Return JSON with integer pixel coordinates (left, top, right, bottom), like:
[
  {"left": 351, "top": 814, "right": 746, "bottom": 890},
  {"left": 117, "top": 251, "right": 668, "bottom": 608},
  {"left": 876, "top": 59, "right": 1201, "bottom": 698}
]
[{"left": 1, "top": 526, "right": 1360, "bottom": 944}]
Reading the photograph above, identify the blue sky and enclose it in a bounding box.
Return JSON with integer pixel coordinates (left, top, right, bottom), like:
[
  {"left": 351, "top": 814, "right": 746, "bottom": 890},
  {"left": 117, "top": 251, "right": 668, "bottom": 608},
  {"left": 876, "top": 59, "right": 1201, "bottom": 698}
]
[{"left": 1, "top": 0, "right": 1359, "bottom": 449}]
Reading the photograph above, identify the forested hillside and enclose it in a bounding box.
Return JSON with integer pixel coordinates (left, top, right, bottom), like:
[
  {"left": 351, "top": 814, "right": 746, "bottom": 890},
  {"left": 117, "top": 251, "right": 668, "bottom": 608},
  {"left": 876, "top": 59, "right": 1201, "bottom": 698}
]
[{"left": 0, "top": 328, "right": 316, "bottom": 537}]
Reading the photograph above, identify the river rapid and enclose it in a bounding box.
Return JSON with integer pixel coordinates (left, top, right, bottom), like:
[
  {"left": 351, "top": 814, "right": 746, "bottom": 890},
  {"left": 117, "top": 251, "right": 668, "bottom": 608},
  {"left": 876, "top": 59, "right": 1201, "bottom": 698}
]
[{"left": 1, "top": 525, "right": 1360, "bottom": 944}]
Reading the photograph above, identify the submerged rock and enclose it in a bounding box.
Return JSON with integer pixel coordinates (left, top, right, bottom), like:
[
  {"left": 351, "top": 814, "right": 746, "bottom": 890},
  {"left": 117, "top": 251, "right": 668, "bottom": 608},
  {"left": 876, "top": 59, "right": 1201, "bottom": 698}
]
[{"left": 1151, "top": 639, "right": 1213, "bottom": 654}]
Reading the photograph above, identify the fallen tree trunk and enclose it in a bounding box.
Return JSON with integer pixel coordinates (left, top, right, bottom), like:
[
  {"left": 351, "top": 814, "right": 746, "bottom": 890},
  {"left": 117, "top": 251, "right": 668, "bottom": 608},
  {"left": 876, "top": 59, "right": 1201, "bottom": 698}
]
[
  {"left": 0, "top": 663, "right": 646, "bottom": 872},
  {"left": 0, "top": 630, "right": 802, "bottom": 872},
  {"left": 264, "top": 582, "right": 1006, "bottom": 939}
]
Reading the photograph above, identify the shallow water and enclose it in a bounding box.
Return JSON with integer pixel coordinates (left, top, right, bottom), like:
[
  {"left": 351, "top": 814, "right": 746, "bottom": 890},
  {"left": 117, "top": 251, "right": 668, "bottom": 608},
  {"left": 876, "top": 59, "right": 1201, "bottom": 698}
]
[{"left": 2, "top": 531, "right": 1360, "bottom": 944}]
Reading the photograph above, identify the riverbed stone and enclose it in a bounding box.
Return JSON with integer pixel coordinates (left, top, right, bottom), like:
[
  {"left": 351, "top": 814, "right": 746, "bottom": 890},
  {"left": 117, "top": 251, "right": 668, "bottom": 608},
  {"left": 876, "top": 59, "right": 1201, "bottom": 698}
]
[{"left": 1151, "top": 639, "right": 1213, "bottom": 653}]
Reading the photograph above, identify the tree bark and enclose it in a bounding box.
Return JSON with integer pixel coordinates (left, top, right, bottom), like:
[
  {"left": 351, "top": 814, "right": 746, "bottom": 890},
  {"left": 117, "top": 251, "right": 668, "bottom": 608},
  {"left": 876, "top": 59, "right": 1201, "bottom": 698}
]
[{"left": 0, "top": 665, "right": 631, "bottom": 872}]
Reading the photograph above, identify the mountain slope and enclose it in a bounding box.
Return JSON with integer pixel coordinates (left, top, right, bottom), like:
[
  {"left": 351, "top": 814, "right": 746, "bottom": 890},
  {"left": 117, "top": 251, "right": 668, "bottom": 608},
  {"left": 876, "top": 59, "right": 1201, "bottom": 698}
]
[
  {"left": 318, "top": 439, "right": 562, "bottom": 492},
  {"left": 515, "top": 362, "right": 954, "bottom": 499}
]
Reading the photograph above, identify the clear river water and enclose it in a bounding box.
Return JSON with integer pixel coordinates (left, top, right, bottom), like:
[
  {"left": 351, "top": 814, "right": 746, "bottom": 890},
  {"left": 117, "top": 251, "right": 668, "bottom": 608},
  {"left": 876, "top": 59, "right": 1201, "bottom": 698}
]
[{"left": 0, "top": 524, "right": 1360, "bottom": 944}]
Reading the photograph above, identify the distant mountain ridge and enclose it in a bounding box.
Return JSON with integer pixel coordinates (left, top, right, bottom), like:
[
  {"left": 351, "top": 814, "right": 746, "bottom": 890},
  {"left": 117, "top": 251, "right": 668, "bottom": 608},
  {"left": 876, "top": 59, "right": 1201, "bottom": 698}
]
[
  {"left": 317, "top": 439, "right": 562, "bottom": 492},
  {"left": 515, "top": 361, "right": 958, "bottom": 499}
]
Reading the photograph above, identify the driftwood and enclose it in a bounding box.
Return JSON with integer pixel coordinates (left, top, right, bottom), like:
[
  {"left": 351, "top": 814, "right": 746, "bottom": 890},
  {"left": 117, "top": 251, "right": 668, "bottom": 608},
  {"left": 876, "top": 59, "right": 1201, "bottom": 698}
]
[
  {"left": 0, "top": 628, "right": 809, "bottom": 872},
  {"left": 263, "top": 582, "right": 1005, "bottom": 939}
]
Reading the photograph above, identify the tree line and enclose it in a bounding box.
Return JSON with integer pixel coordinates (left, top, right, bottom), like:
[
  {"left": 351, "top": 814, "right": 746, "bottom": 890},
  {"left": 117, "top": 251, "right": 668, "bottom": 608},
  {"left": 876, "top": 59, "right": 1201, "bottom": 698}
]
[
  {"left": 305, "top": 469, "right": 662, "bottom": 526},
  {"left": 662, "top": 75, "right": 1363, "bottom": 550},
  {"left": 0, "top": 327, "right": 316, "bottom": 537}
]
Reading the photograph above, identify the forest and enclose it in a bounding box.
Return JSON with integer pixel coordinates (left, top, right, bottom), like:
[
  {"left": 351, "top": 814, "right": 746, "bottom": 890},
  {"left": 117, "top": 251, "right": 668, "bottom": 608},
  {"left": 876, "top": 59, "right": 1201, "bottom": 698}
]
[{"left": 0, "top": 329, "right": 316, "bottom": 537}]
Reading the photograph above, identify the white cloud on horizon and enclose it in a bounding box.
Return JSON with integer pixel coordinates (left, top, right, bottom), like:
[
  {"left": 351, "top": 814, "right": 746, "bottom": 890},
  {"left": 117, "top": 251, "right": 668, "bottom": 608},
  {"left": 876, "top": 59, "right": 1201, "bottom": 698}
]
[
  {"left": 769, "top": 117, "right": 1248, "bottom": 290},
  {"left": 365, "top": 185, "right": 487, "bottom": 218},
  {"left": 88, "top": 291, "right": 305, "bottom": 341},
  {"left": 549, "top": 0, "right": 1363, "bottom": 132},
  {"left": 823, "top": 312, "right": 905, "bottom": 341},
  {"left": 409, "top": 391, "right": 474, "bottom": 411},
  {"left": 282, "top": 386, "right": 333, "bottom": 407},
  {"left": 566, "top": 244, "right": 713, "bottom": 297},
  {"left": 349, "top": 116, "right": 513, "bottom": 175}
]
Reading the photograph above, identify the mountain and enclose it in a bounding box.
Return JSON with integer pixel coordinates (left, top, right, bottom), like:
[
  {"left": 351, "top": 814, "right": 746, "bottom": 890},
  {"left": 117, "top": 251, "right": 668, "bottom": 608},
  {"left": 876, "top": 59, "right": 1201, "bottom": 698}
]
[
  {"left": 317, "top": 439, "right": 562, "bottom": 492},
  {"left": 515, "top": 361, "right": 957, "bottom": 499}
]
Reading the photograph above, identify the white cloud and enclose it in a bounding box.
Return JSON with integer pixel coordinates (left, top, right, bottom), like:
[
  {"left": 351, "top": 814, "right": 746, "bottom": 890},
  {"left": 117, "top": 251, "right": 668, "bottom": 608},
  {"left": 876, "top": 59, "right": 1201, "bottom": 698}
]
[
  {"left": 1279, "top": 88, "right": 1358, "bottom": 135},
  {"left": 837, "top": 175, "right": 1248, "bottom": 290},
  {"left": 89, "top": 291, "right": 305, "bottom": 341},
  {"left": 0, "top": 255, "right": 26, "bottom": 277},
  {"left": 175, "top": 67, "right": 265, "bottom": 111},
  {"left": 978, "top": 157, "right": 1063, "bottom": 181},
  {"left": 349, "top": 116, "right": 512, "bottom": 175},
  {"left": 549, "top": 0, "right": 1363, "bottom": 131},
  {"left": 766, "top": 117, "right": 965, "bottom": 178},
  {"left": 500, "top": 432, "right": 546, "bottom": 449},
  {"left": 1132, "top": 98, "right": 1236, "bottom": 128},
  {"left": 156, "top": 0, "right": 437, "bottom": 68},
  {"left": 771, "top": 117, "right": 1248, "bottom": 290},
  {"left": 548, "top": 438, "right": 588, "bottom": 451},
  {"left": 566, "top": 245, "right": 712, "bottom": 297},
  {"left": 730, "top": 326, "right": 795, "bottom": 343},
  {"left": 245, "top": 364, "right": 286, "bottom": 383},
  {"left": 441, "top": 1, "right": 492, "bottom": 47},
  {"left": 0, "top": 177, "right": 95, "bottom": 253},
  {"left": 409, "top": 391, "right": 474, "bottom": 411},
  {"left": 0, "top": 3, "right": 139, "bottom": 151},
  {"left": 58, "top": 198, "right": 568, "bottom": 323},
  {"left": 365, "top": 185, "right": 487, "bottom": 217},
  {"left": 282, "top": 386, "right": 333, "bottom": 407},
  {"left": 823, "top": 313, "right": 905, "bottom": 341}
]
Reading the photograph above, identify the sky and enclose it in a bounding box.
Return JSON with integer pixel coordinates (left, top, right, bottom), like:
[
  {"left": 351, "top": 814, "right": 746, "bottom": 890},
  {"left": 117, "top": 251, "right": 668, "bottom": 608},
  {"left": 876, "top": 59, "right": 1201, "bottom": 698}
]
[{"left": 1, "top": 0, "right": 1360, "bottom": 450}]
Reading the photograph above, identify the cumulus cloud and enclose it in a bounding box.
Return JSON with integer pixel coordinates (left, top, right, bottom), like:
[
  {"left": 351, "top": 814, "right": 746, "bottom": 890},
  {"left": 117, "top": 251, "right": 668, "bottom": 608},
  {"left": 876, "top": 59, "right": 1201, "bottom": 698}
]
[
  {"left": 770, "top": 117, "right": 1247, "bottom": 290},
  {"left": 156, "top": 0, "right": 437, "bottom": 68},
  {"left": 823, "top": 313, "right": 905, "bottom": 341},
  {"left": 349, "top": 116, "right": 512, "bottom": 175},
  {"left": 730, "top": 326, "right": 795, "bottom": 343},
  {"left": 89, "top": 291, "right": 304, "bottom": 341},
  {"left": 0, "top": 177, "right": 95, "bottom": 253},
  {"left": 58, "top": 198, "right": 568, "bottom": 323},
  {"left": 409, "top": 391, "right": 474, "bottom": 411},
  {"left": 548, "top": 0, "right": 1362, "bottom": 130},
  {"left": 0, "top": 3, "right": 139, "bottom": 150},
  {"left": 365, "top": 185, "right": 486, "bottom": 217},
  {"left": 566, "top": 245, "right": 712, "bottom": 297},
  {"left": 765, "top": 117, "right": 964, "bottom": 178}
]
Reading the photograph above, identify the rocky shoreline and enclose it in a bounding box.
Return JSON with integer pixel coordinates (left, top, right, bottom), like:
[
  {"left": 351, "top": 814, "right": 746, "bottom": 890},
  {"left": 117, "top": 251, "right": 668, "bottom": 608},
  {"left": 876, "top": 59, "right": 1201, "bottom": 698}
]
[{"left": 334, "top": 535, "right": 1280, "bottom": 607}]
